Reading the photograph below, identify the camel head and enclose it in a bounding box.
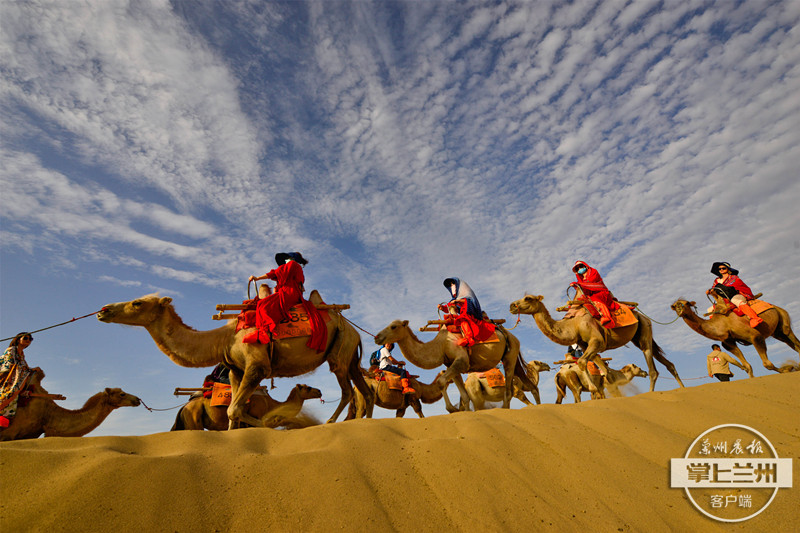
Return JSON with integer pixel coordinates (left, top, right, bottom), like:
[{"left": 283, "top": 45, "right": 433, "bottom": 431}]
[
  {"left": 374, "top": 320, "right": 410, "bottom": 345},
  {"left": 530, "top": 360, "right": 552, "bottom": 372},
  {"left": 293, "top": 384, "right": 323, "bottom": 401},
  {"left": 670, "top": 299, "right": 696, "bottom": 317},
  {"left": 620, "top": 364, "right": 647, "bottom": 378},
  {"left": 97, "top": 294, "right": 174, "bottom": 327},
  {"left": 509, "top": 294, "right": 545, "bottom": 315},
  {"left": 104, "top": 388, "right": 142, "bottom": 408}
]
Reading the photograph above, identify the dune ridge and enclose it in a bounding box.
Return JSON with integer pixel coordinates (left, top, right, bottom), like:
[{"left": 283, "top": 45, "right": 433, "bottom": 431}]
[{"left": 1, "top": 373, "right": 798, "bottom": 532}]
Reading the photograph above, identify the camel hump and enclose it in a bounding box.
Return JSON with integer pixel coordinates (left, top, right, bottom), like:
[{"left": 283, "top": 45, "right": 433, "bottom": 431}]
[{"left": 308, "top": 290, "right": 323, "bottom": 306}]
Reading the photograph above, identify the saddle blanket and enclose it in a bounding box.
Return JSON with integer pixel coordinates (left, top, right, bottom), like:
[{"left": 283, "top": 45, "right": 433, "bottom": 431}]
[
  {"left": 608, "top": 304, "right": 637, "bottom": 329},
  {"left": 728, "top": 299, "right": 774, "bottom": 317},
  {"left": 238, "top": 303, "right": 331, "bottom": 339},
  {"left": 448, "top": 330, "right": 501, "bottom": 344},
  {"left": 377, "top": 372, "right": 403, "bottom": 391},
  {"left": 474, "top": 367, "right": 505, "bottom": 388}
]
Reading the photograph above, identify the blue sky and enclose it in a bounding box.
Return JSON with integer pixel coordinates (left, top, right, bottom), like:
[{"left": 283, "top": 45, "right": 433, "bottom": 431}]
[{"left": 1, "top": 0, "right": 799, "bottom": 436}]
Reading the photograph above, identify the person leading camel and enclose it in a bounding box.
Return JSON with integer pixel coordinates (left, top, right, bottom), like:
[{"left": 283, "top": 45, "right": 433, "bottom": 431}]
[
  {"left": 706, "top": 262, "right": 763, "bottom": 328},
  {"left": 571, "top": 260, "right": 619, "bottom": 328},
  {"left": 246, "top": 252, "right": 326, "bottom": 350},
  {"left": 707, "top": 344, "right": 744, "bottom": 382},
  {"left": 0, "top": 332, "right": 37, "bottom": 429},
  {"left": 441, "top": 277, "right": 487, "bottom": 347},
  {"left": 377, "top": 343, "right": 415, "bottom": 395}
]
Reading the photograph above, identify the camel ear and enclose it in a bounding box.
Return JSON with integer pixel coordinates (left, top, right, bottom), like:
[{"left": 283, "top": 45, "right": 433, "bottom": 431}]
[
  {"left": 402, "top": 320, "right": 409, "bottom": 327},
  {"left": 535, "top": 295, "right": 544, "bottom": 301},
  {"left": 104, "top": 388, "right": 112, "bottom": 394},
  {"left": 689, "top": 301, "right": 696, "bottom": 306},
  {"left": 159, "top": 297, "right": 173, "bottom": 306}
]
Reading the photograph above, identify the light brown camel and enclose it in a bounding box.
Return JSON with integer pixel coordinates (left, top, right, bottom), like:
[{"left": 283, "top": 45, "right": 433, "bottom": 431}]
[
  {"left": 555, "top": 362, "right": 648, "bottom": 403},
  {"left": 602, "top": 363, "right": 649, "bottom": 397},
  {"left": 452, "top": 360, "right": 552, "bottom": 411},
  {"left": 97, "top": 292, "right": 372, "bottom": 428},
  {"left": 373, "top": 320, "right": 536, "bottom": 412},
  {"left": 0, "top": 386, "right": 141, "bottom": 441},
  {"left": 670, "top": 299, "right": 800, "bottom": 375},
  {"left": 345, "top": 371, "right": 446, "bottom": 419},
  {"left": 509, "top": 294, "right": 684, "bottom": 392},
  {"left": 171, "top": 384, "right": 322, "bottom": 431}
]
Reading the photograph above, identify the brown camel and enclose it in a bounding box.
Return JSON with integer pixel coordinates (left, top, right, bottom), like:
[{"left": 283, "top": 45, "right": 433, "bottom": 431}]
[
  {"left": 671, "top": 299, "right": 800, "bottom": 374},
  {"left": 171, "top": 384, "right": 322, "bottom": 431},
  {"left": 97, "top": 292, "right": 372, "bottom": 428},
  {"left": 373, "top": 320, "right": 536, "bottom": 412},
  {"left": 450, "top": 360, "right": 552, "bottom": 411},
  {"left": 555, "top": 362, "right": 648, "bottom": 403},
  {"left": 509, "top": 294, "right": 684, "bottom": 392},
  {"left": 345, "top": 371, "right": 446, "bottom": 419},
  {"left": 0, "top": 386, "right": 141, "bottom": 441}
]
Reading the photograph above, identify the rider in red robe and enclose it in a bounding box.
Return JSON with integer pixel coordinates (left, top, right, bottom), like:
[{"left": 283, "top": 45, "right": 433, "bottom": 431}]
[
  {"left": 571, "top": 260, "right": 619, "bottom": 328},
  {"left": 247, "top": 252, "right": 326, "bottom": 351}
]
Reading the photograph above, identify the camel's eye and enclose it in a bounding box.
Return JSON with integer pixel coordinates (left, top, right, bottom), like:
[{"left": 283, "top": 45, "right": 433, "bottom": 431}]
[{"left": 132, "top": 301, "right": 142, "bottom": 308}]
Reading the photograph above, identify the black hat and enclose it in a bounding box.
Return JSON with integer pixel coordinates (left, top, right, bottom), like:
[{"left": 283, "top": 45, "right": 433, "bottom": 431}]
[
  {"left": 275, "top": 252, "right": 308, "bottom": 266},
  {"left": 711, "top": 262, "right": 738, "bottom": 277}
]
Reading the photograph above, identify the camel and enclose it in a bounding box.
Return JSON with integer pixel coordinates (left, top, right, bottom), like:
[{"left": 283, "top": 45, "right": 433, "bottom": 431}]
[
  {"left": 345, "top": 371, "right": 446, "bottom": 419},
  {"left": 670, "top": 299, "right": 800, "bottom": 375},
  {"left": 0, "top": 386, "right": 141, "bottom": 441},
  {"left": 97, "top": 292, "right": 373, "bottom": 428},
  {"left": 509, "top": 294, "right": 684, "bottom": 392},
  {"left": 171, "top": 384, "right": 322, "bottom": 431},
  {"left": 555, "top": 362, "right": 648, "bottom": 404},
  {"left": 373, "top": 320, "right": 536, "bottom": 412},
  {"left": 450, "top": 360, "right": 552, "bottom": 411}
]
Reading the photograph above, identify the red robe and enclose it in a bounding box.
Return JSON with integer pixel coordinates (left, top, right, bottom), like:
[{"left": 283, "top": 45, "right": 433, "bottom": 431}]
[
  {"left": 573, "top": 263, "right": 619, "bottom": 327},
  {"left": 254, "top": 261, "right": 327, "bottom": 351},
  {"left": 710, "top": 275, "right": 755, "bottom": 300}
]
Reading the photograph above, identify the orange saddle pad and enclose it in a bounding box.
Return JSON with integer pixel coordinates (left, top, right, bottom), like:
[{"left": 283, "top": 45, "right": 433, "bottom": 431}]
[
  {"left": 209, "top": 383, "right": 232, "bottom": 407},
  {"left": 381, "top": 372, "right": 403, "bottom": 391},
  {"left": 475, "top": 367, "right": 505, "bottom": 388},
  {"left": 273, "top": 304, "right": 330, "bottom": 339},
  {"left": 609, "top": 305, "right": 637, "bottom": 329}
]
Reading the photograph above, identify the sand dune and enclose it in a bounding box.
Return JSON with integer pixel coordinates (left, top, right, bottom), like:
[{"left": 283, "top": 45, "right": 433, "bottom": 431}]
[{"left": 2, "top": 373, "right": 798, "bottom": 532}]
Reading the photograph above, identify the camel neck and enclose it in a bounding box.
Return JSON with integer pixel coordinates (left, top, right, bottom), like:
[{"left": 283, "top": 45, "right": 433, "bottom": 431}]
[
  {"left": 146, "top": 308, "right": 232, "bottom": 368},
  {"left": 396, "top": 328, "right": 445, "bottom": 370}
]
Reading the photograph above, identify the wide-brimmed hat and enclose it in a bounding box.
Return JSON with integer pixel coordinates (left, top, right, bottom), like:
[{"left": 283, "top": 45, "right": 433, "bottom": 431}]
[
  {"left": 711, "top": 261, "right": 738, "bottom": 276},
  {"left": 275, "top": 252, "right": 308, "bottom": 265}
]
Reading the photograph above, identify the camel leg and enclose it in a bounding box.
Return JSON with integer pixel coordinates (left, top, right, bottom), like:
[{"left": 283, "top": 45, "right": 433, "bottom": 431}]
[
  {"left": 771, "top": 322, "right": 800, "bottom": 358},
  {"left": 326, "top": 370, "right": 355, "bottom": 423},
  {"left": 554, "top": 375, "right": 568, "bottom": 405},
  {"left": 395, "top": 406, "right": 407, "bottom": 418},
  {"left": 513, "top": 388, "right": 535, "bottom": 406},
  {"left": 441, "top": 382, "right": 460, "bottom": 413},
  {"left": 566, "top": 373, "right": 582, "bottom": 403},
  {"left": 409, "top": 398, "right": 424, "bottom": 418},
  {"left": 227, "top": 364, "right": 267, "bottom": 428},
  {"left": 438, "top": 357, "right": 470, "bottom": 411},
  {"left": 751, "top": 336, "right": 778, "bottom": 372},
  {"left": 721, "top": 340, "right": 754, "bottom": 377}
]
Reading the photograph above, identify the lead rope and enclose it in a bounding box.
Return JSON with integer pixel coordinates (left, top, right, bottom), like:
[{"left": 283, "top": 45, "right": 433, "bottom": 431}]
[
  {"left": 0, "top": 309, "right": 104, "bottom": 342},
  {"left": 140, "top": 399, "right": 188, "bottom": 412}
]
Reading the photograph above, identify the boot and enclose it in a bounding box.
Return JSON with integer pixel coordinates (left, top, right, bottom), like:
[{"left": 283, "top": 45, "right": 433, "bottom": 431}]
[
  {"left": 401, "top": 378, "right": 416, "bottom": 395},
  {"left": 738, "top": 303, "right": 764, "bottom": 328}
]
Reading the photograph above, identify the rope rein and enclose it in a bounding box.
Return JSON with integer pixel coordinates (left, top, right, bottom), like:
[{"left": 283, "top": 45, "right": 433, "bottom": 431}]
[
  {"left": 0, "top": 309, "right": 103, "bottom": 342},
  {"left": 140, "top": 399, "right": 188, "bottom": 412}
]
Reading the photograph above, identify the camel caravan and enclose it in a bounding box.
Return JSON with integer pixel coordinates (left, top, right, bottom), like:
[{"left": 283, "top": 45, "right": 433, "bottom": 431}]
[{"left": 2, "top": 257, "right": 798, "bottom": 440}]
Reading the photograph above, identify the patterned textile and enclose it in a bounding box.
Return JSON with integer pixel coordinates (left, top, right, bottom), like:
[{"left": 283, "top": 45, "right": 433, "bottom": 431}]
[{"left": 1, "top": 347, "right": 33, "bottom": 420}]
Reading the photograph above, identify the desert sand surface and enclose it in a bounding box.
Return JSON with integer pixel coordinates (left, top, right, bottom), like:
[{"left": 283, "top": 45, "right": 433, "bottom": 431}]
[{"left": 1, "top": 372, "right": 798, "bottom": 533}]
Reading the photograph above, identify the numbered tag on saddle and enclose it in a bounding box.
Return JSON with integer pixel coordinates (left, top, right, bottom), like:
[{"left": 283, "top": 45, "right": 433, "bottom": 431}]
[
  {"left": 273, "top": 304, "right": 314, "bottom": 339},
  {"left": 209, "top": 383, "right": 232, "bottom": 407},
  {"left": 481, "top": 367, "right": 506, "bottom": 388}
]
